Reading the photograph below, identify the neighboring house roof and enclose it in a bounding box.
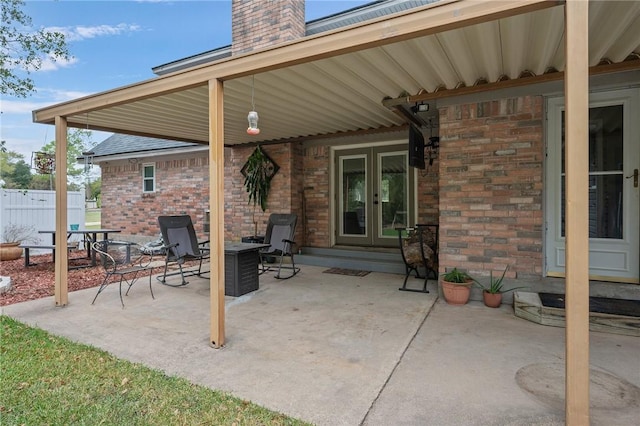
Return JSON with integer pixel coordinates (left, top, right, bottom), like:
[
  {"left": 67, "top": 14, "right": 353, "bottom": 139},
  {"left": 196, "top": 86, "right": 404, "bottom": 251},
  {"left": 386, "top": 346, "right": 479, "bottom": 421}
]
[
  {"left": 152, "top": 0, "right": 438, "bottom": 76},
  {"left": 89, "top": 134, "right": 203, "bottom": 162}
]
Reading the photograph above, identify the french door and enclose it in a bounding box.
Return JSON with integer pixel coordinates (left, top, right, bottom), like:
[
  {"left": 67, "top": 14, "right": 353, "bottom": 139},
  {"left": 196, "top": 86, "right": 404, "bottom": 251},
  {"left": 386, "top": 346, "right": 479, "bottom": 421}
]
[
  {"left": 545, "top": 89, "right": 639, "bottom": 282},
  {"left": 335, "top": 144, "right": 415, "bottom": 247}
]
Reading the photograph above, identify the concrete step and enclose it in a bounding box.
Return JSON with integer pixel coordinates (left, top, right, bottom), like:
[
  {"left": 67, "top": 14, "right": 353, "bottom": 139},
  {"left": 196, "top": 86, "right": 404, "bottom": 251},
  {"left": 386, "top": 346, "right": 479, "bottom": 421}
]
[{"left": 295, "top": 247, "right": 406, "bottom": 274}]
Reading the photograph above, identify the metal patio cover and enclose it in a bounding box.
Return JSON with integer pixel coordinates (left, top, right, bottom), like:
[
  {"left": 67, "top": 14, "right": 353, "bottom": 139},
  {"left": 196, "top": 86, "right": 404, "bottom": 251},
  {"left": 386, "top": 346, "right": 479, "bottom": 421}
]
[
  {"left": 32, "top": 0, "right": 640, "bottom": 145},
  {"left": 31, "top": 3, "right": 638, "bottom": 418}
]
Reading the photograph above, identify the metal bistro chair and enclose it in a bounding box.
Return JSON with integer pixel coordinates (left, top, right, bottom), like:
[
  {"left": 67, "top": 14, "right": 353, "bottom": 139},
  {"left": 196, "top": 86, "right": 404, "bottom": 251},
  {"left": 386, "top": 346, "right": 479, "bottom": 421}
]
[
  {"left": 259, "top": 213, "right": 300, "bottom": 279},
  {"left": 397, "top": 224, "right": 439, "bottom": 293},
  {"left": 157, "top": 215, "right": 210, "bottom": 286},
  {"left": 91, "top": 240, "right": 155, "bottom": 307}
]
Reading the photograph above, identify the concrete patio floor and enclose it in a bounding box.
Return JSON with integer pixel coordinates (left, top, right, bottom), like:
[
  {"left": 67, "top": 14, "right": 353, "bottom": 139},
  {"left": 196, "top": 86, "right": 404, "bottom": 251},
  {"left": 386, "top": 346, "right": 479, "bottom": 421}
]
[{"left": 2, "top": 265, "right": 639, "bottom": 425}]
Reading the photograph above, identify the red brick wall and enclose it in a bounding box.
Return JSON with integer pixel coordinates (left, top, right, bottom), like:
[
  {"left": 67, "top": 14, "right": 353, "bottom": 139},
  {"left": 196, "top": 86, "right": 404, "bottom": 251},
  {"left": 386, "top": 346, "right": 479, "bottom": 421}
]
[
  {"left": 302, "top": 145, "right": 331, "bottom": 247},
  {"left": 232, "top": 0, "right": 305, "bottom": 55},
  {"left": 437, "top": 96, "right": 544, "bottom": 280},
  {"left": 101, "top": 144, "right": 304, "bottom": 244},
  {"left": 100, "top": 95, "right": 544, "bottom": 279},
  {"left": 416, "top": 156, "right": 439, "bottom": 225},
  {"left": 101, "top": 154, "right": 210, "bottom": 238},
  {"left": 224, "top": 144, "right": 304, "bottom": 244}
]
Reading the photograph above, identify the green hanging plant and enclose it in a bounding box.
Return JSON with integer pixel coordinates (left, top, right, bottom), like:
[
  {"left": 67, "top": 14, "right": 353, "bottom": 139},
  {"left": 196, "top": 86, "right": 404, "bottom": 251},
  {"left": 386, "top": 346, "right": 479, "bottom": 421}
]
[{"left": 242, "top": 146, "right": 279, "bottom": 212}]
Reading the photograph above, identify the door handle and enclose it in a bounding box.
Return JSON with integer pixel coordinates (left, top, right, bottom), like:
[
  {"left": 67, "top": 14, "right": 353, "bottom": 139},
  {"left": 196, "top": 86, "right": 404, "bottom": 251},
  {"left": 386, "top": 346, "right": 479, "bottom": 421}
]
[{"left": 625, "top": 169, "right": 638, "bottom": 188}]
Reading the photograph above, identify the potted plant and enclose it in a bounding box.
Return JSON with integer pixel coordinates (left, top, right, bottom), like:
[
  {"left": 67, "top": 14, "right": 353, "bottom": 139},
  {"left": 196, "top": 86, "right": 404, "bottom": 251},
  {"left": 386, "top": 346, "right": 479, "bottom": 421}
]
[
  {"left": 34, "top": 151, "right": 55, "bottom": 174},
  {"left": 0, "top": 223, "right": 40, "bottom": 261},
  {"left": 473, "top": 266, "right": 527, "bottom": 308},
  {"left": 441, "top": 267, "right": 474, "bottom": 305}
]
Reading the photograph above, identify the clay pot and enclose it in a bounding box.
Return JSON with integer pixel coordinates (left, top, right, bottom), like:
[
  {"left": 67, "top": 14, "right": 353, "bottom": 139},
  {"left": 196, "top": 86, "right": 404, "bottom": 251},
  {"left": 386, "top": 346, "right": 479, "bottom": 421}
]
[
  {"left": 0, "top": 242, "right": 23, "bottom": 261},
  {"left": 483, "top": 291, "right": 503, "bottom": 308},
  {"left": 441, "top": 279, "right": 473, "bottom": 305}
]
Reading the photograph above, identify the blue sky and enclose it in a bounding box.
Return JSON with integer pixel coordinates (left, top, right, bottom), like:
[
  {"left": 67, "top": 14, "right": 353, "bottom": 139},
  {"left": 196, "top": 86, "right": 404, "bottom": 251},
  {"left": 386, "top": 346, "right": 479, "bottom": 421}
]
[{"left": 2, "top": 0, "right": 371, "bottom": 162}]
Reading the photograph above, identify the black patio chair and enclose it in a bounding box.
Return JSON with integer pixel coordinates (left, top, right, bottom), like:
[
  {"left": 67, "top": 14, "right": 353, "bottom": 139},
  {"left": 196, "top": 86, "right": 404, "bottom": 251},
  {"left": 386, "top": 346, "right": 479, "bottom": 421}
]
[
  {"left": 91, "top": 240, "right": 155, "bottom": 307},
  {"left": 259, "top": 213, "right": 300, "bottom": 279},
  {"left": 157, "top": 215, "right": 210, "bottom": 286},
  {"left": 397, "top": 224, "right": 438, "bottom": 293}
]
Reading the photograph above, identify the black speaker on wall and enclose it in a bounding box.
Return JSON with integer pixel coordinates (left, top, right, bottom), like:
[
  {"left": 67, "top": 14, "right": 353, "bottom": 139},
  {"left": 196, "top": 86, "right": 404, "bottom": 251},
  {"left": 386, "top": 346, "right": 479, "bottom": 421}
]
[{"left": 408, "top": 123, "right": 425, "bottom": 169}]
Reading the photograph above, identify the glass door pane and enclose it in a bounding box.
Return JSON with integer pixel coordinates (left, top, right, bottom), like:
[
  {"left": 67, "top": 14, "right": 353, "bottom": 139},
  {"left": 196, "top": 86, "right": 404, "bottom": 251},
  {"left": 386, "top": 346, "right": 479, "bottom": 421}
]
[
  {"left": 377, "top": 151, "right": 408, "bottom": 242},
  {"left": 560, "top": 105, "right": 624, "bottom": 238},
  {"left": 339, "top": 155, "right": 367, "bottom": 237}
]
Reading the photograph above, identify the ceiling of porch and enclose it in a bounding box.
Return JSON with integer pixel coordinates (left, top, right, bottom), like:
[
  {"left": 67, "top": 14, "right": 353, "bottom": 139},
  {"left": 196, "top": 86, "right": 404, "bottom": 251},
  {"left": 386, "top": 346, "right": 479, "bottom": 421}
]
[{"left": 34, "top": 1, "right": 640, "bottom": 146}]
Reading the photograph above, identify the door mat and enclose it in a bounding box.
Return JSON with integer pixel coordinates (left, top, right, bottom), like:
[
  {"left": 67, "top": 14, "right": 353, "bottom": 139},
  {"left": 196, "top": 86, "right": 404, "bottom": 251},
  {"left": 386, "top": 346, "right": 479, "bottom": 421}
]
[
  {"left": 539, "top": 293, "right": 640, "bottom": 317},
  {"left": 323, "top": 267, "right": 370, "bottom": 277}
]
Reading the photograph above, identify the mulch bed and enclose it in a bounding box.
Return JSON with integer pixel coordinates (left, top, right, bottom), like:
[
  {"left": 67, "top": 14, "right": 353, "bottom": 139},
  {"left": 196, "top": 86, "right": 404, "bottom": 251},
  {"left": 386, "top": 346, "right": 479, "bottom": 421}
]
[{"left": 0, "top": 251, "right": 193, "bottom": 307}]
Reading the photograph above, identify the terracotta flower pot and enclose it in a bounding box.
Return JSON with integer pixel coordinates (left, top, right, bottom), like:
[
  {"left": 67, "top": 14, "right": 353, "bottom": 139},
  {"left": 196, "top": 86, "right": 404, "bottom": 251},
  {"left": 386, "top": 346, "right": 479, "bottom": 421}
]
[
  {"left": 483, "top": 291, "right": 502, "bottom": 308},
  {"left": 0, "top": 242, "right": 23, "bottom": 261},
  {"left": 441, "top": 279, "right": 473, "bottom": 305}
]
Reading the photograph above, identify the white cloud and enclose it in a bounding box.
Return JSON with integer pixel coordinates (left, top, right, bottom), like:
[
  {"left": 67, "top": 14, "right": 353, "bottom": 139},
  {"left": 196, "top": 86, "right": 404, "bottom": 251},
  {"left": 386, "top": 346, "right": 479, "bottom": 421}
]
[
  {"left": 47, "top": 23, "right": 142, "bottom": 42},
  {"left": 0, "top": 88, "right": 95, "bottom": 114},
  {"left": 0, "top": 99, "right": 52, "bottom": 114},
  {"left": 40, "top": 88, "right": 96, "bottom": 102},
  {"left": 37, "top": 54, "right": 78, "bottom": 72}
]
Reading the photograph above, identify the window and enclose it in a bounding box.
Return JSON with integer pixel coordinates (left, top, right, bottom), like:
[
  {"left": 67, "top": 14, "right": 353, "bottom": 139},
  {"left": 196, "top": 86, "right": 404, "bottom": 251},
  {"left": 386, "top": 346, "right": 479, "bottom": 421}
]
[{"left": 142, "top": 163, "right": 155, "bottom": 193}]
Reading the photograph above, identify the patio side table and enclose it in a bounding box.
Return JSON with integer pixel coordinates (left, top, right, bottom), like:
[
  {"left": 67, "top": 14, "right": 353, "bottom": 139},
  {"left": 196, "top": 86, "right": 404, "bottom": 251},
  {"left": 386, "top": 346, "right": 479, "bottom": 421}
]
[{"left": 224, "top": 242, "right": 269, "bottom": 297}]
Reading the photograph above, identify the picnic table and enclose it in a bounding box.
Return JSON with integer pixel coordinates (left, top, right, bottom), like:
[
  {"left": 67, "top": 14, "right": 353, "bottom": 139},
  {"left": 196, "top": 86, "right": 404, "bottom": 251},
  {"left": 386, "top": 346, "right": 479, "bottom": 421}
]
[{"left": 22, "top": 228, "right": 122, "bottom": 269}]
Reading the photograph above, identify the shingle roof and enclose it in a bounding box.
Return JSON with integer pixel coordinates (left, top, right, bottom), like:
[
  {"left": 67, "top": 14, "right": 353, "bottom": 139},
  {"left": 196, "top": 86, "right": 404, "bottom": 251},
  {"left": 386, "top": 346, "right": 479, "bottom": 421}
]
[
  {"left": 90, "top": 134, "right": 201, "bottom": 159},
  {"left": 152, "top": 0, "right": 438, "bottom": 75},
  {"left": 306, "top": 0, "right": 438, "bottom": 36}
]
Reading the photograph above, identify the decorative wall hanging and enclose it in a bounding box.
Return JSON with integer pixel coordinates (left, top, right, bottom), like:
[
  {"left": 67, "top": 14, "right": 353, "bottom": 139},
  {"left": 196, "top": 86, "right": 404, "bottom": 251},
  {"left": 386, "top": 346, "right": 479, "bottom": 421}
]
[{"left": 241, "top": 146, "right": 279, "bottom": 212}]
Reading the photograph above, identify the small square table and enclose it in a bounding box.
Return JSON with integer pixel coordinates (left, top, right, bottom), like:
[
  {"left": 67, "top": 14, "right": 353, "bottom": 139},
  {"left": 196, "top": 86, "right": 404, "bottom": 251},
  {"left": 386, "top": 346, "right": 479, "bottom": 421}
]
[{"left": 224, "top": 242, "right": 269, "bottom": 297}]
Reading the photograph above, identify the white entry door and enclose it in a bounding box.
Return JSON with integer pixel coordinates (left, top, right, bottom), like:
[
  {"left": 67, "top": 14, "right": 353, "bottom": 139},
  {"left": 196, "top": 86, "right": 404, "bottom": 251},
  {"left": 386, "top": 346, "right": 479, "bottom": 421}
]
[{"left": 545, "top": 89, "right": 639, "bottom": 283}]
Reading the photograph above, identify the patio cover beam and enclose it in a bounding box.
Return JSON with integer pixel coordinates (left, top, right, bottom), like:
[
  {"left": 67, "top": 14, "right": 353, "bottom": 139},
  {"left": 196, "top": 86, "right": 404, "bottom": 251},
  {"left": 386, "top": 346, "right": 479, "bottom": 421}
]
[
  {"left": 381, "top": 60, "right": 640, "bottom": 107},
  {"left": 564, "top": 0, "right": 590, "bottom": 423}
]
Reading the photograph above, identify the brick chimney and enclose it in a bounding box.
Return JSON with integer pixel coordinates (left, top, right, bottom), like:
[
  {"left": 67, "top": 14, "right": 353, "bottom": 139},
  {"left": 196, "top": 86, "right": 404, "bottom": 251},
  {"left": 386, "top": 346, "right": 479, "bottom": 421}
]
[{"left": 232, "top": 0, "right": 305, "bottom": 55}]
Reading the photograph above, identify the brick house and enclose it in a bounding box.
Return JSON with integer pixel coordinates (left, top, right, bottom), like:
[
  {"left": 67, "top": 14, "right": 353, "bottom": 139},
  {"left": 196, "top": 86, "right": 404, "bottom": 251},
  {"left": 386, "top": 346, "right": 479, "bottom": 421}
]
[
  {"left": 32, "top": 1, "right": 640, "bottom": 409},
  {"left": 85, "top": 0, "right": 639, "bottom": 295}
]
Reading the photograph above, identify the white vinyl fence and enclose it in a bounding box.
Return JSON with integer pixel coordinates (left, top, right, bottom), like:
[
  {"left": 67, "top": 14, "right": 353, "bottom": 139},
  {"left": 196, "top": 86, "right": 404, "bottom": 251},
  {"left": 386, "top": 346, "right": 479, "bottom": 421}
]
[{"left": 0, "top": 189, "right": 85, "bottom": 244}]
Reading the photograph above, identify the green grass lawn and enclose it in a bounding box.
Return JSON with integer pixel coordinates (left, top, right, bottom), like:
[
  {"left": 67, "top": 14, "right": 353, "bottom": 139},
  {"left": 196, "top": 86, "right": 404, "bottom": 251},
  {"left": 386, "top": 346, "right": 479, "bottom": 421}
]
[
  {"left": 85, "top": 209, "right": 101, "bottom": 230},
  {"left": 0, "top": 316, "right": 310, "bottom": 425}
]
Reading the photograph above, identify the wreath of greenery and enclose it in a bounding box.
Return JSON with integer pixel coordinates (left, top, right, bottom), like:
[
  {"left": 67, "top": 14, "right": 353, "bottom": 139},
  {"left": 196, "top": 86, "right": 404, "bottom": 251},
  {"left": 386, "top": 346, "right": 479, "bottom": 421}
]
[{"left": 241, "top": 146, "right": 279, "bottom": 212}]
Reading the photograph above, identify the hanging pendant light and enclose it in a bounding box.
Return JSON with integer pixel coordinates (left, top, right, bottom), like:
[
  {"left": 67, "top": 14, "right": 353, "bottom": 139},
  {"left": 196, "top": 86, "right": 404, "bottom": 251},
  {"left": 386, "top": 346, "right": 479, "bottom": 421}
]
[{"left": 247, "top": 75, "right": 260, "bottom": 135}]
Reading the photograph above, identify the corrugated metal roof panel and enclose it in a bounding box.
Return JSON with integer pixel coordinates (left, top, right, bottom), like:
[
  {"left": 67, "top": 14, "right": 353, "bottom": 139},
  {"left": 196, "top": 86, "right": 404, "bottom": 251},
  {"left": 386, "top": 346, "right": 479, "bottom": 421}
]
[{"left": 51, "top": 2, "right": 640, "bottom": 150}]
